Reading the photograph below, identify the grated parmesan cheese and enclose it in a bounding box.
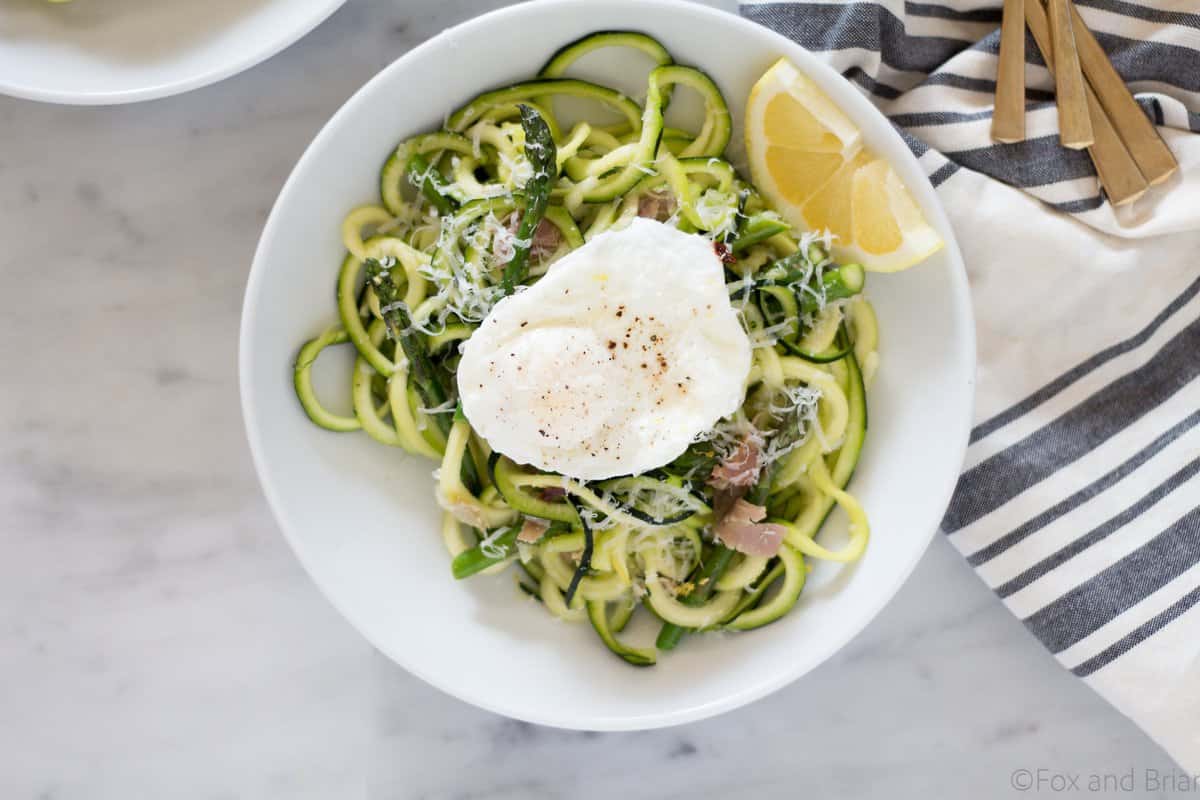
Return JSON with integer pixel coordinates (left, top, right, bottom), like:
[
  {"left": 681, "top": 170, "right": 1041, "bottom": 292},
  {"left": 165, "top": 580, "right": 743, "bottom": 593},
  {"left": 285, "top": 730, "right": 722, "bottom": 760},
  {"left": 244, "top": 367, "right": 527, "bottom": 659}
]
[
  {"left": 478, "top": 526, "right": 512, "bottom": 559},
  {"left": 418, "top": 398, "right": 458, "bottom": 416},
  {"left": 694, "top": 188, "right": 739, "bottom": 240}
]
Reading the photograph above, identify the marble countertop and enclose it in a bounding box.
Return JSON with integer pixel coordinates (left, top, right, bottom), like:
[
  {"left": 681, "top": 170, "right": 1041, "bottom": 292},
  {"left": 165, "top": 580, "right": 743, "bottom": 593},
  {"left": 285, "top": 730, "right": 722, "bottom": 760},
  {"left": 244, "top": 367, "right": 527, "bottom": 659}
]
[{"left": 0, "top": 0, "right": 1181, "bottom": 797}]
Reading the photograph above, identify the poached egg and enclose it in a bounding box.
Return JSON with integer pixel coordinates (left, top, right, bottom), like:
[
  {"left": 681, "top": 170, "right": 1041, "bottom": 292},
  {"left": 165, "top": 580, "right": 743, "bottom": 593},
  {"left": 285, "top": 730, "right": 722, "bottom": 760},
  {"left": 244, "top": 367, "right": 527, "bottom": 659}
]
[{"left": 457, "top": 218, "right": 751, "bottom": 480}]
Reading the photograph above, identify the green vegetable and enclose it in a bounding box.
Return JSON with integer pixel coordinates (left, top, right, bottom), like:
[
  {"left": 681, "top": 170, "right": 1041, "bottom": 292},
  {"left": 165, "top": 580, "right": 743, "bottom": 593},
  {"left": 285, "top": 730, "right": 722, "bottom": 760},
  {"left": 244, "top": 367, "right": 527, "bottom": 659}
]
[
  {"left": 293, "top": 328, "right": 362, "bottom": 432},
  {"left": 757, "top": 284, "right": 801, "bottom": 340},
  {"left": 540, "top": 31, "right": 673, "bottom": 79},
  {"left": 665, "top": 437, "right": 722, "bottom": 480},
  {"left": 501, "top": 105, "right": 557, "bottom": 294},
  {"left": 725, "top": 544, "right": 806, "bottom": 630},
  {"left": 758, "top": 241, "right": 827, "bottom": 284},
  {"left": 793, "top": 329, "right": 869, "bottom": 539},
  {"left": 732, "top": 212, "right": 790, "bottom": 253},
  {"left": 722, "top": 560, "right": 785, "bottom": 621},
  {"left": 451, "top": 527, "right": 519, "bottom": 579},
  {"left": 489, "top": 454, "right": 579, "bottom": 524},
  {"left": 365, "top": 258, "right": 480, "bottom": 491},
  {"left": 447, "top": 78, "right": 641, "bottom": 133},
  {"left": 365, "top": 258, "right": 444, "bottom": 410},
  {"left": 589, "top": 475, "right": 707, "bottom": 525},
  {"left": 656, "top": 391, "right": 802, "bottom": 651},
  {"left": 799, "top": 263, "right": 865, "bottom": 316},
  {"left": 723, "top": 190, "right": 750, "bottom": 247},
  {"left": 406, "top": 153, "right": 456, "bottom": 216},
  {"left": 655, "top": 545, "right": 736, "bottom": 650},
  {"left": 779, "top": 337, "right": 852, "bottom": 363},
  {"left": 562, "top": 498, "right": 595, "bottom": 607},
  {"left": 588, "top": 599, "right": 656, "bottom": 666},
  {"left": 658, "top": 474, "right": 778, "bottom": 649}
]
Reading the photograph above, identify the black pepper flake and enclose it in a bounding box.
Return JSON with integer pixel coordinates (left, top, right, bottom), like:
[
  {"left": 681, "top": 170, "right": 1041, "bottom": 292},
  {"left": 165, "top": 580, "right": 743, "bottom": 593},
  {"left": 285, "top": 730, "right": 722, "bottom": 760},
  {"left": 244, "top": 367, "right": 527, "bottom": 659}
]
[
  {"left": 607, "top": 341, "right": 617, "bottom": 349},
  {"left": 520, "top": 321, "right": 528, "bottom": 327}
]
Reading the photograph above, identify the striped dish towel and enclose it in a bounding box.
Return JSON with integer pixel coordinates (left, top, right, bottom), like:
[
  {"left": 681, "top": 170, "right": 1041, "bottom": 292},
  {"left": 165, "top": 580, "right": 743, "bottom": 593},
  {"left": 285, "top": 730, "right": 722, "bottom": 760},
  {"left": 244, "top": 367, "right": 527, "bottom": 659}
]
[{"left": 741, "top": 0, "right": 1200, "bottom": 771}]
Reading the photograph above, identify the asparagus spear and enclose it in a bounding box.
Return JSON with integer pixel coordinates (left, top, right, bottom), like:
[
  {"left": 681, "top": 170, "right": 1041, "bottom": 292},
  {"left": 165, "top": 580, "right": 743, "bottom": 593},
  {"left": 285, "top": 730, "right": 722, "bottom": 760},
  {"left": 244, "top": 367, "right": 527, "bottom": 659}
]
[
  {"left": 451, "top": 527, "right": 519, "bottom": 579},
  {"left": 731, "top": 212, "right": 790, "bottom": 253},
  {"left": 762, "top": 240, "right": 830, "bottom": 278},
  {"left": 365, "top": 258, "right": 480, "bottom": 492},
  {"left": 792, "top": 263, "right": 864, "bottom": 316},
  {"left": 501, "top": 105, "right": 557, "bottom": 295},
  {"left": 657, "top": 382, "right": 815, "bottom": 650},
  {"left": 666, "top": 439, "right": 722, "bottom": 480},
  {"left": 406, "top": 153, "right": 457, "bottom": 216},
  {"left": 655, "top": 544, "right": 736, "bottom": 650},
  {"left": 365, "top": 258, "right": 443, "bottom": 408}
]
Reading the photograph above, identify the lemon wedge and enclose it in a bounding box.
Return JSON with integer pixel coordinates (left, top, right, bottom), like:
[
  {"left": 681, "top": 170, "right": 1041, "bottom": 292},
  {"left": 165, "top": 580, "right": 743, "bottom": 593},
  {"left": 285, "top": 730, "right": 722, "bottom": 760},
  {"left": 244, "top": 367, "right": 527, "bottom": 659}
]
[{"left": 746, "top": 58, "right": 943, "bottom": 272}]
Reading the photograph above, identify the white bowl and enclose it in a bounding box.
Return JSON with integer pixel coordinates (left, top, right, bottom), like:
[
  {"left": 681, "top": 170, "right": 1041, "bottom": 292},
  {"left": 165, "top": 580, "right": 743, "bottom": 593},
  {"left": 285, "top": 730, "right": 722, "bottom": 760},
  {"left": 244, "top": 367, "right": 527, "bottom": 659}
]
[
  {"left": 240, "top": 0, "right": 975, "bottom": 730},
  {"left": 0, "top": 0, "right": 344, "bottom": 105}
]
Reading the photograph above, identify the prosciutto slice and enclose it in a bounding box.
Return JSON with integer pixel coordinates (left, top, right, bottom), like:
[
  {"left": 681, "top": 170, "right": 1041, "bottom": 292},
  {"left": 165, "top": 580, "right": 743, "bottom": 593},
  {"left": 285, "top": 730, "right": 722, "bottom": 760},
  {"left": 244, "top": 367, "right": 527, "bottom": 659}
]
[
  {"left": 517, "top": 516, "right": 551, "bottom": 544},
  {"left": 713, "top": 498, "right": 785, "bottom": 557},
  {"left": 708, "top": 432, "right": 763, "bottom": 492},
  {"left": 637, "top": 191, "right": 677, "bottom": 222}
]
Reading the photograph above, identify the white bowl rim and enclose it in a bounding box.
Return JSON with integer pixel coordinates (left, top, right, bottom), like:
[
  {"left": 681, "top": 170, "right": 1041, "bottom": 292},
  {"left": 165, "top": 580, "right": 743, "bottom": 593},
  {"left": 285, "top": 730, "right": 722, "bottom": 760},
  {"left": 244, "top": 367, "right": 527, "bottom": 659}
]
[
  {"left": 240, "top": 0, "right": 976, "bottom": 730},
  {"left": 0, "top": 0, "right": 346, "bottom": 106}
]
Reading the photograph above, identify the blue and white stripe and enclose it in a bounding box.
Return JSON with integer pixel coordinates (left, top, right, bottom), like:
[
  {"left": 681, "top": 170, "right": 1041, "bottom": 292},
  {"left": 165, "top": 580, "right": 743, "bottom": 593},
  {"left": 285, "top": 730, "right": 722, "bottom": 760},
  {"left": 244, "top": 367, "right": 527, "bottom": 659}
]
[{"left": 744, "top": 0, "right": 1200, "bottom": 769}]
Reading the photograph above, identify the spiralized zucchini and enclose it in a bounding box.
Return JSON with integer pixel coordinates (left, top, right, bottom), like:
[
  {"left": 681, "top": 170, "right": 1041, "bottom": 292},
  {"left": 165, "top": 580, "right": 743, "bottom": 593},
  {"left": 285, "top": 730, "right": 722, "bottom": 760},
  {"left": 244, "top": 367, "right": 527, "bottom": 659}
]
[{"left": 292, "top": 31, "right": 879, "bottom": 666}]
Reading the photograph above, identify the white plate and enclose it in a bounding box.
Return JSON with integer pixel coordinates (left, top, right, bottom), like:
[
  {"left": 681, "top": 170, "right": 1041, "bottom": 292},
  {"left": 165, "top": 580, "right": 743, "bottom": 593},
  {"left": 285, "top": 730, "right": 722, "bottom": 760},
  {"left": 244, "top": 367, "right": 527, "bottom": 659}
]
[
  {"left": 0, "top": 0, "right": 345, "bottom": 105},
  {"left": 241, "top": 0, "right": 976, "bottom": 730}
]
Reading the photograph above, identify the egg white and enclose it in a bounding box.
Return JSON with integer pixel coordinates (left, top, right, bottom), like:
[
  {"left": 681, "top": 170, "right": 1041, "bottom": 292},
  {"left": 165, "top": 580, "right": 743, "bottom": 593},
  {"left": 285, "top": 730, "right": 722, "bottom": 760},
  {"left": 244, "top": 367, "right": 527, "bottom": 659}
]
[{"left": 457, "top": 218, "right": 752, "bottom": 480}]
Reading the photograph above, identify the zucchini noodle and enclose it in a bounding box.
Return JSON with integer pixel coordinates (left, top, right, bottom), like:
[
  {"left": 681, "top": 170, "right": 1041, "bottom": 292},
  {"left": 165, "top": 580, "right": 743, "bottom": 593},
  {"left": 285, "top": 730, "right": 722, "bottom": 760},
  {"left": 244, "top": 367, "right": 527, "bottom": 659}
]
[{"left": 292, "top": 31, "right": 882, "bottom": 666}]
